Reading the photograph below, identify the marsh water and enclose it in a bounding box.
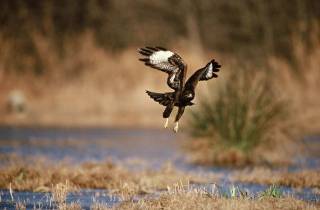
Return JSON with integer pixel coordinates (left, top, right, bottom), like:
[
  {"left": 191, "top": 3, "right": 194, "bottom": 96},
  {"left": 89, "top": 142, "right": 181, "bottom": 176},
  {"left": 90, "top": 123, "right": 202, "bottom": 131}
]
[{"left": 0, "top": 126, "right": 319, "bottom": 209}]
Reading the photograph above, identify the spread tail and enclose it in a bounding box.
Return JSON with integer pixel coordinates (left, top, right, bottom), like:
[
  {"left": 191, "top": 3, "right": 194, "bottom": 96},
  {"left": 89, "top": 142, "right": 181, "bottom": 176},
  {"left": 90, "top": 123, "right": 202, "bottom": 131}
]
[{"left": 146, "top": 90, "right": 175, "bottom": 106}]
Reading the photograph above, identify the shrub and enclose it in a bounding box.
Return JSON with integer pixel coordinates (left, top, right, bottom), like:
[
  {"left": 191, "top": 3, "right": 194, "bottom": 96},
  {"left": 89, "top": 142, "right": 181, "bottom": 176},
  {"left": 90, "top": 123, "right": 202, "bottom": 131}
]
[{"left": 189, "top": 70, "right": 287, "bottom": 153}]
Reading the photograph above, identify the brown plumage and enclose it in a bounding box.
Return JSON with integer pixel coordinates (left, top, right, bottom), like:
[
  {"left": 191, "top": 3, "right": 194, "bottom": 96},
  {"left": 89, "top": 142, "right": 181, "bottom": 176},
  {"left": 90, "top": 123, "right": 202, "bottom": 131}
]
[{"left": 139, "top": 46, "right": 221, "bottom": 132}]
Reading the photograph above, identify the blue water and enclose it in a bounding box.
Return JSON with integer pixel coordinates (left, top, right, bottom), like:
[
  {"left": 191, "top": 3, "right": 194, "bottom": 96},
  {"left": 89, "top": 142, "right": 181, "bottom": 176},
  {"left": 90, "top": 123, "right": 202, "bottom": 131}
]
[
  {"left": 0, "top": 126, "right": 183, "bottom": 168},
  {"left": 0, "top": 189, "right": 119, "bottom": 210}
]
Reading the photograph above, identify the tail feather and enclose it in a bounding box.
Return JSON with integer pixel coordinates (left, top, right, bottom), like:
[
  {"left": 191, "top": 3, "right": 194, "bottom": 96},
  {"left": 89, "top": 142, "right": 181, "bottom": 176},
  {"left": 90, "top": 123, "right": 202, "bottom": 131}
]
[{"left": 146, "top": 91, "right": 175, "bottom": 106}]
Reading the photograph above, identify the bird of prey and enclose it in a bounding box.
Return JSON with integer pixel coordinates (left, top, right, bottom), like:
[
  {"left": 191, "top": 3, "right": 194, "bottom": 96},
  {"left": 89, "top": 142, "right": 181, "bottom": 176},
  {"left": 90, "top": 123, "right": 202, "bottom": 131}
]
[{"left": 138, "top": 46, "right": 221, "bottom": 132}]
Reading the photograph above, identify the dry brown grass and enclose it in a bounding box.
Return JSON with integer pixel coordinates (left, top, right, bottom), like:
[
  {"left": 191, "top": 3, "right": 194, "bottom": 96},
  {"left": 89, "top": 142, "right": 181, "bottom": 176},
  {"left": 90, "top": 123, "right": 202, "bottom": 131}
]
[
  {"left": 270, "top": 37, "right": 320, "bottom": 135},
  {"left": 51, "top": 181, "right": 82, "bottom": 210},
  {"left": 184, "top": 138, "right": 294, "bottom": 168},
  {"left": 0, "top": 33, "right": 155, "bottom": 127},
  {"left": 12, "top": 181, "right": 320, "bottom": 210},
  {"left": 50, "top": 179, "right": 320, "bottom": 210},
  {"left": 0, "top": 155, "right": 214, "bottom": 198},
  {"left": 232, "top": 168, "right": 320, "bottom": 188},
  {"left": 115, "top": 189, "right": 319, "bottom": 210},
  {"left": 1, "top": 155, "right": 319, "bottom": 209}
]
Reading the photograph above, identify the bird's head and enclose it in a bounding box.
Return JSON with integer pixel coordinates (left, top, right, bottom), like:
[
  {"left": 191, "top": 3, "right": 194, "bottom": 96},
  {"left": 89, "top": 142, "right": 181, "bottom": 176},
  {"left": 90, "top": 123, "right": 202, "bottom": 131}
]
[
  {"left": 181, "top": 90, "right": 195, "bottom": 106},
  {"left": 183, "top": 90, "right": 194, "bottom": 100},
  {"left": 186, "top": 101, "right": 195, "bottom": 106}
]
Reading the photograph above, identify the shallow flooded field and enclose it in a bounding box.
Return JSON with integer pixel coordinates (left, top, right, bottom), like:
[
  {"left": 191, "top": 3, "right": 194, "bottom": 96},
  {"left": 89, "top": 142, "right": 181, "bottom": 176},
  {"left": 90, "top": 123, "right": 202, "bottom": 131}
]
[
  {"left": 0, "top": 126, "right": 319, "bottom": 209},
  {"left": 0, "top": 189, "right": 119, "bottom": 209}
]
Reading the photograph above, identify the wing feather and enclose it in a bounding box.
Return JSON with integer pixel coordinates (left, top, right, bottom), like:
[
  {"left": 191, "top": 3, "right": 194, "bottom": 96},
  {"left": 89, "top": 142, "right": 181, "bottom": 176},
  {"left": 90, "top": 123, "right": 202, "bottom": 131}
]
[
  {"left": 138, "top": 47, "right": 177, "bottom": 73},
  {"left": 184, "top": 59, "right": 221, "bottom": 91},
  {"left": 199, "top": 60, "right": 221, "bottom": 81},
  {"left": 138, "top": 46, "right": 187, "bottom": 90},
  {"left": 146, "top": 90, "right": 175, "bottom": 106}
]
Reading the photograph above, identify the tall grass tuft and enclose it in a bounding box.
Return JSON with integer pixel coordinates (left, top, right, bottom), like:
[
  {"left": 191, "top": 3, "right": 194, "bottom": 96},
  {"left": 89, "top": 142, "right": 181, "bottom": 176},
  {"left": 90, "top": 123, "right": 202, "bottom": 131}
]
[
  {"left": 260, "top": 184, "right": 283, "bottom": 198},
  {"left": 189, "top": 70, "right": 287, "bottom": 153}
]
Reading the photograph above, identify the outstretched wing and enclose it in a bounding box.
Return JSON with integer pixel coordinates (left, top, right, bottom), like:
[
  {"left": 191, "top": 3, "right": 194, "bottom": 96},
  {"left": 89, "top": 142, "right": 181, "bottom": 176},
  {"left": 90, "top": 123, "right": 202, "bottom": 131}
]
[
  {"left": 138, "top": 47, "right": 187, "bottom": 90},
  {"left": 146, "top": 90, "right": 175, "bottom": 106},
  {"left": 184, "top": 59, "right": 221, "bottom": 92}
]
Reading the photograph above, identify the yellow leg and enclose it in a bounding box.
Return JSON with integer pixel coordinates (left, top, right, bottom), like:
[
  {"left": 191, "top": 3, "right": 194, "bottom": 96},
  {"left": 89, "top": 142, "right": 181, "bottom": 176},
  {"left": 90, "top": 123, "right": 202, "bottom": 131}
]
[
  {"left": 164, "top": 118, "right": 169, "bottom": 128},
  {"left": 173, "top": 122, "right": 179, "bottom": 133}
]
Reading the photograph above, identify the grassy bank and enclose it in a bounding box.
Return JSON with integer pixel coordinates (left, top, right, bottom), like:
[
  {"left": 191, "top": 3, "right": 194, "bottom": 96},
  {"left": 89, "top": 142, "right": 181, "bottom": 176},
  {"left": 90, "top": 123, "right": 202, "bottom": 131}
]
[
  {"left": 1, "top": 154, "right": 319, "bottom": 209},
  {"left": 1, "top": 154, "right": 318, "bottom": 192},
  {"left": 116, "top": 193, "right": 319, "bottom": 210},
  {"left": 0, "top": 155, "right": 212, "bottom": 195},
  {"left": 12, "top": 183, "right": 320, "bottom": 210}
]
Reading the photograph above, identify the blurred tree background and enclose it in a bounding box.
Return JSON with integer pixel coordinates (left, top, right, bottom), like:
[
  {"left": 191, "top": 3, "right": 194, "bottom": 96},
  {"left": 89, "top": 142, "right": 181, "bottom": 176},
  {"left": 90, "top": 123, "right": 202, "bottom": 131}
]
[{"left": 1, "top": 0, "right": 319, "bottom": 75}]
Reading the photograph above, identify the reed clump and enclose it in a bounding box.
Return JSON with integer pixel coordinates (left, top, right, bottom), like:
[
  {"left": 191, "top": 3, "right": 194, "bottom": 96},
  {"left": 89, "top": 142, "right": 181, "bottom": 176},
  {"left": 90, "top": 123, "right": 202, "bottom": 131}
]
[{"left": 188, "top": 69, "right": 288, "bottom": 166}]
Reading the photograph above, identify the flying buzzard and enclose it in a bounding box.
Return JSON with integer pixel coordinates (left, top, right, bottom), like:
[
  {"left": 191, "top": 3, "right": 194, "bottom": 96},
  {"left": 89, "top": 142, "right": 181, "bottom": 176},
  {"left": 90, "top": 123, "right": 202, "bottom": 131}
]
[{"left": 138, "top": 46, "right": 221, "bottom": 132}]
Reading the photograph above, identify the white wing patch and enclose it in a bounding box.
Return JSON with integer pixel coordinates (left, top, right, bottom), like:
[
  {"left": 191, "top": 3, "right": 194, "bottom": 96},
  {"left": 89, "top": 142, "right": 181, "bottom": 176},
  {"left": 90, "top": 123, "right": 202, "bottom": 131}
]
[
  {"left": 205, "top": 63, "right": 213, "bottom": 79},
  {"left": 198, "top": 60, "right": 220, "bottom": 81},
  {"left": 139, "top": 47, "right": 184, "bottom": 74},
  {"left": 149, "top": 51, "right": 174, "bottom": 64},
  {"left": 149, "top": 51, "right": 177, "bottom": 72}
]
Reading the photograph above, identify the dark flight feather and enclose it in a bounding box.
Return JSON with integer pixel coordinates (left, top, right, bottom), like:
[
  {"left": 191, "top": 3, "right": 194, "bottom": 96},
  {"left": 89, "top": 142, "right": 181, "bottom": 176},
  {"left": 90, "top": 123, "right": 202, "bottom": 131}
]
[
  {"left": 146, "top": 91, "right": 175, "bottom": 106},
  {"left": 184, "top": 59, "right": 221, "bottom": 92}
]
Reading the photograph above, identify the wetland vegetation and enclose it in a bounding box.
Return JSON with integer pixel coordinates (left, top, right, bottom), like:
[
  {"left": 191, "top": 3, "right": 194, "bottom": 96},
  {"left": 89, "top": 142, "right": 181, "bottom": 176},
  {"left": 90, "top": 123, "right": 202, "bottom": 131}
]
[{"left": 0, "top": 0, "right": 320, "bottom": 209}]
